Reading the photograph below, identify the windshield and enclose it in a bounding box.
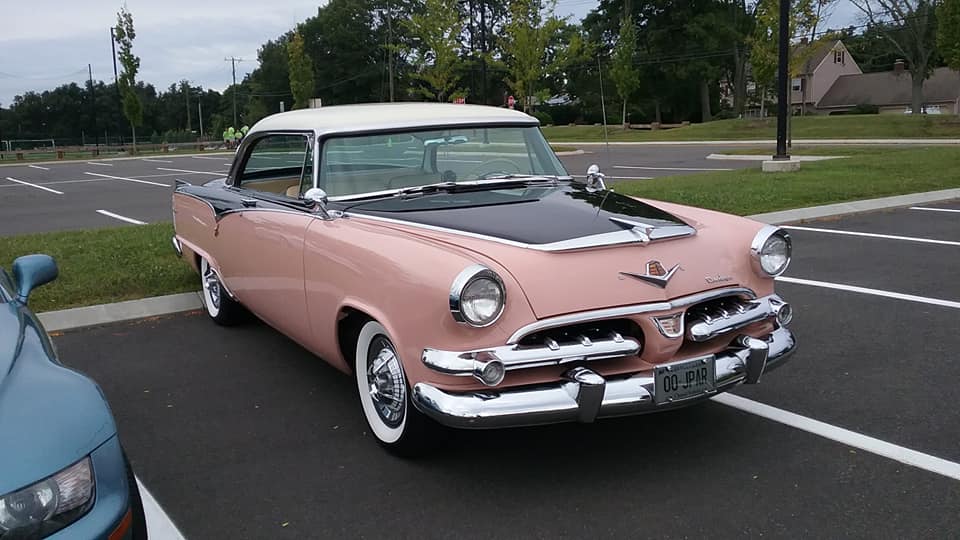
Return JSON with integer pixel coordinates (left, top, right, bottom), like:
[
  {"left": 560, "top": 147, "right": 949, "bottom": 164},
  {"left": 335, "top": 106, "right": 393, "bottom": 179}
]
[{"left": 318, "top": 125, "right": 566, "bottom": 198}]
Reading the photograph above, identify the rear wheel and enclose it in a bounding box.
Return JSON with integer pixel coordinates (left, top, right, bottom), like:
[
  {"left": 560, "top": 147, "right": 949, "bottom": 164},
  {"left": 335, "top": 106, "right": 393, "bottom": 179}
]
[
  {"left": 200, "top": 257, "right": 245, "bottom": 325},
  {"left": 355, "top": 321, "right": 432, "bottom": 456}
]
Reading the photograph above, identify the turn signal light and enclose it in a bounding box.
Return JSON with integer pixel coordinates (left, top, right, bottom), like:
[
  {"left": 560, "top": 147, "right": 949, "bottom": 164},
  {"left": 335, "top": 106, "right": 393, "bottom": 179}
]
[{"left": 472, "top": 353, "right": 506, "bottom": 386}]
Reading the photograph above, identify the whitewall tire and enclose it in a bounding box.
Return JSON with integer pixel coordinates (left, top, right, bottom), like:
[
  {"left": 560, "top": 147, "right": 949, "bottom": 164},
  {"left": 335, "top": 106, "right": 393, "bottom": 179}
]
[
  {"left": 200, "top": 257, "right": 245, "bottom": 325},
  {"left": 355, "top": 321, "right": 431, "bottom": 455}
]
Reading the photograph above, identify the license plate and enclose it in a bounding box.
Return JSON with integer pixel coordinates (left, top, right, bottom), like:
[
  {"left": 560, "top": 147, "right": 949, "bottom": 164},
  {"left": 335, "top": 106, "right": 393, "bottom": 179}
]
[{"left": 654, "top": 356, "right": 716, "bottom": 405}]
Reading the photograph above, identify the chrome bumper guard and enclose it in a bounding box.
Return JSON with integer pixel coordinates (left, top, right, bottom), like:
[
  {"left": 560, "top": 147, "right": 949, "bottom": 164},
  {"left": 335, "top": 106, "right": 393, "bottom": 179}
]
[
  {"left": 171, "top": 236, "right": 183, "bottom": 258},
  {"left": 412, "top": 326, "right": 796, "bottom": 429}
]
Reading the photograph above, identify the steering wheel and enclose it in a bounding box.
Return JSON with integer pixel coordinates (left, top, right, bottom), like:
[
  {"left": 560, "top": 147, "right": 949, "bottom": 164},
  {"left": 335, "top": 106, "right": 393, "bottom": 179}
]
[{"left": 466, "top": 159, "right": 523, "bottom": 180}]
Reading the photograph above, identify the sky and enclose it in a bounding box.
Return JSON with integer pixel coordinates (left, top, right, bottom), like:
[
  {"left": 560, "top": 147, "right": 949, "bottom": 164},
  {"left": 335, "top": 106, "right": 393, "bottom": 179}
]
[{"left": 0, "top": 0, "right": 862, "bottom": 106}]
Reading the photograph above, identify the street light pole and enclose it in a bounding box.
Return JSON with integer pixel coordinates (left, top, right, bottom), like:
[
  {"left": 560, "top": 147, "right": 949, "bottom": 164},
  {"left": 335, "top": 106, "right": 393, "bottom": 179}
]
[{"left": 774, "top": 0, "right": 790, "bottom": 160}]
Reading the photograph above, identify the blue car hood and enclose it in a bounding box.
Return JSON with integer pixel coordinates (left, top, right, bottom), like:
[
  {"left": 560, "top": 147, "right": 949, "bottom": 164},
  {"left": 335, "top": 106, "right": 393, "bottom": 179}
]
[{"left": 0, "top": 302, "right": 117, "bottom": 495}]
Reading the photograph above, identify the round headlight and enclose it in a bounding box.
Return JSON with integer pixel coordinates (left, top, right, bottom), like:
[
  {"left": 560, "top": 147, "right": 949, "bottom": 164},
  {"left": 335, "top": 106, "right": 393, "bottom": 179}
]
[
  {"left": 450, "top": 265, "right": 505, "bottom": 327},
  {"left": 751, "top": 226, "right": 792, "bottom": 277}
]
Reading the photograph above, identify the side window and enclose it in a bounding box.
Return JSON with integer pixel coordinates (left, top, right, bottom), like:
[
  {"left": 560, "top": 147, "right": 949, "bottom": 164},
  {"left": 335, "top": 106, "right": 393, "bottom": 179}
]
[{"left": 237, "top": 134, "right": 312, "bottom": 198}]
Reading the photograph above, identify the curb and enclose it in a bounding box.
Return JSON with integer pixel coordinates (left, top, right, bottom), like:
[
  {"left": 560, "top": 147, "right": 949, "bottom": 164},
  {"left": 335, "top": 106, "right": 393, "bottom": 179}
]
[
  {"left": 0, "top": 151, "right": 234, "bottom": 168},
  {"left": 552, "top": 139, "right": 960, "bottom": 146},
  {"left": 39, "top": 292, "right": 203, "bottom": 332},
  {"left": 706, "top": 153, "right": 846, "bottom": 162},
  {"left": 746, "top": 188, "right": 960, "bottom": 224},
  {"left": 554, "top": 149, "right": 586, "bottom": 156},
  {"left": 36, "top": 189, "right": 960, "bottom": 332}
]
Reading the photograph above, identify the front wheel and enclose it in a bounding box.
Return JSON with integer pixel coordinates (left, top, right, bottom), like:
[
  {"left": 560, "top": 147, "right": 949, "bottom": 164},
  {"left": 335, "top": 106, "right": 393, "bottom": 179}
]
[
  {"left": 200, "top": 257, "right": 245, "bottom": 325},
  {"left": 355, "top": 321, "right": 432, "bottom": 456}
]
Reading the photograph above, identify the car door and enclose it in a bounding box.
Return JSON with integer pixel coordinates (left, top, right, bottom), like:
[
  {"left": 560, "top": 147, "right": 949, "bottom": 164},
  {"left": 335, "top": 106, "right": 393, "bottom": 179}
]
[{"left": 213, "top": 131, "right": 319, "bottom": 346}]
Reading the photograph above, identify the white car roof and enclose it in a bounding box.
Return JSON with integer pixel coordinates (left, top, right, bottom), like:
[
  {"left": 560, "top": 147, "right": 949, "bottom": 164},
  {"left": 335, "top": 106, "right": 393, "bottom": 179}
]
[{"left": 248, "top": 103, "right": 539, "bottom": 137}]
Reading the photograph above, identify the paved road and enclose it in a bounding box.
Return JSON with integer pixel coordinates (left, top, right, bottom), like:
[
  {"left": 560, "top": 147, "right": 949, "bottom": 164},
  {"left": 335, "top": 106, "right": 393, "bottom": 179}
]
[
  {"left": 53, "top": 201, "right": 960, "bottom": 538},
  {"left": 0, "top": 145, "right": 756, "bottom": 236}
]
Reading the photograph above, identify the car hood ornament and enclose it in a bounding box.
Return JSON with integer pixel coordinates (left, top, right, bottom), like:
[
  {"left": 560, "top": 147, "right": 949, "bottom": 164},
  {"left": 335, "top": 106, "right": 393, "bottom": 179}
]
[{"left": 621, "top": 260, "right": 680, "bottom": 288}]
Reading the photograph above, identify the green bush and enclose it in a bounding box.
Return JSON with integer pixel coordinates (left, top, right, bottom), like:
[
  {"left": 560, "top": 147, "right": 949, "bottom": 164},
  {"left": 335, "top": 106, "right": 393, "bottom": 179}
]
[
  {"left": 532, "top": 111, "right": 554, "bottom": 125},
  {"left": 850, "top": 103, "right": 880, "bottom": 115}
]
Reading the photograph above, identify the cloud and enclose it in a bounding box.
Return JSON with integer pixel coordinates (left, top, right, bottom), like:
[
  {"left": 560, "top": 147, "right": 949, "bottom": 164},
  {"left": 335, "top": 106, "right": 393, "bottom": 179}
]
[{"left": 0, "top": 0, "right": 321, "bottom": 104}]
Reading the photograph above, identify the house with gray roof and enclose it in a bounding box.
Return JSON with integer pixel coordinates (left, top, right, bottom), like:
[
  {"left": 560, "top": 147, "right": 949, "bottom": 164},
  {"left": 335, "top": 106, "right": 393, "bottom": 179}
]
[{"left": 816, "top": 63, "right": 960, "bottom": 115}]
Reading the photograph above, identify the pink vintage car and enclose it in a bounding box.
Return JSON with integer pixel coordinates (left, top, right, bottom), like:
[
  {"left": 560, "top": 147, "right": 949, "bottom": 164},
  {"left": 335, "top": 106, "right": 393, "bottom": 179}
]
[{"left": 171, "top": 103, "right": 796, "bottom": 454}]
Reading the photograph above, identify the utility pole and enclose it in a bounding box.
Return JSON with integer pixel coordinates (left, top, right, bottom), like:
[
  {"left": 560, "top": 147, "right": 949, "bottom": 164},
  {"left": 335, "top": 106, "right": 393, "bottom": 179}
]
[
  {"left": 774, "top": 0, "right": 790, "bottom": 160},
  {"left": 88, "top": 64, "right": 100, "bottom": 153},
  {"left": 110, "top": 26, "right": 120, "bottom": 145},
  {"left": 224, "top": 57, "right": 244, "bottom": 127},
  {"left": 480, "top": 4, "right": 487, "bottom": 104},
  {"left": 109, "top": 27, "right": 120, "bottom": 92},
  {"left": 184, "top": 82, "right": 192, "bottom": 132},
  {"left": 387, "top": 10, "right": 395, "bottom": 102}
]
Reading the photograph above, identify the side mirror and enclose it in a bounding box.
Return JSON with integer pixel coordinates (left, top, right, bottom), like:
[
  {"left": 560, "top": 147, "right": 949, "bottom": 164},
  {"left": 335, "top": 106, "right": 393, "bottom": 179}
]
[
  {"left": 585, "top": 164, "right": 606, "bottom": 192},
  {"left": 303, "top": 187, "right": 328, "bottom": 205},
  {"left": 12, "top": 254, "right": 58, "bottom": 303}
]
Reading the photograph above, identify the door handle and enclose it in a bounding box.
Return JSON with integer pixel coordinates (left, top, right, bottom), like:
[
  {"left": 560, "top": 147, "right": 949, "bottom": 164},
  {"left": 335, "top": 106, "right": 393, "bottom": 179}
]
[{"left": 241, "top": 198, "right": 258, "bottom": 208}]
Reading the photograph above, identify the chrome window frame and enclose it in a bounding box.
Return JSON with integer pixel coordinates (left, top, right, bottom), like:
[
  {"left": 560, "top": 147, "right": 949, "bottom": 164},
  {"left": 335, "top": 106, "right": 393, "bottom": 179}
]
[{"left": 228, "top": 130, "right": 318, "bottom": 198}]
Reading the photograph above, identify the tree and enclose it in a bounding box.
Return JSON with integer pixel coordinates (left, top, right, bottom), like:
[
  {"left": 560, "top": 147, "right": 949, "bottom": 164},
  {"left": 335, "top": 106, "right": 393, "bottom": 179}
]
[
  {"left": 939, "top": 0, "right": 960, "bottom": 70},
  {"left": 287, "top": 31, "right": 315, "bottom": 108},
  {"left": 610, "top": 9, "right": 639, "bottom": 126},
  {"left": 850, "top": 0, "right": 939, "bottom": 113},
  {"left": 114, "top": 5, "right": 143, "bottom": 151},
  {"left": 403, "top": 0, "right": 465, "bottom": 101},
  {"left": 502, "top": 0, "right": 566, "bottom": 112}
]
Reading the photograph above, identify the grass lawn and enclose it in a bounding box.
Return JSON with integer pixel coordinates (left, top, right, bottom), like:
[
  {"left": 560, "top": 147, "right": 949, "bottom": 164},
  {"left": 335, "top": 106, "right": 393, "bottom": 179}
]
[
  {"left": 2, "top": 146, "right": 957, "bottom": 312},
  {"left": 0, "top": 223, "right": 196, "bottom": 313},
  {"left": 615, "top": 146, "right": 960, "bottom": 216},
  {"left": 542, "top": 115, "right": 960, "bottom": 142}
]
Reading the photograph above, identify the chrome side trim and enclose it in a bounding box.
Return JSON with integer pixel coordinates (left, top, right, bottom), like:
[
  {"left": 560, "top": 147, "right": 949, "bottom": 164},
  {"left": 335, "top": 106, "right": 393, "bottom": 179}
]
[
  {"left": 422, "top": 334, "right": 641, "bottom": 376},
  {"left": 345, "top": 212, "right": 696, "bottom": 252},
  {"left": 506, "top": 286, "right": 755, "bottom": 344},
  {"left": 412, "top": 326, "right": 796, "bottom": 429},
  {"left": 171, "top": 236, "right": 183, "bottom": 258}
]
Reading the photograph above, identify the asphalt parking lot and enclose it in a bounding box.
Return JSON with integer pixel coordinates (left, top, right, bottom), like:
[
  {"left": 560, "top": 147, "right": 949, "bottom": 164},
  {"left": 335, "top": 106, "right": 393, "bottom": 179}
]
[
  {"left": 52, "top": 200, "right": 960, "bottom": 538},
  {"left": 0, "top": 144, "right": 755, "bottom": 236}
]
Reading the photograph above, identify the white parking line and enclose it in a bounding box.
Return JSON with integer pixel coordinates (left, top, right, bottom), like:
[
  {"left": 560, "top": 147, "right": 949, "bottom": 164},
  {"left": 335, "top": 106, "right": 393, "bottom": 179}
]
[
  {"left": 4, "top": 176, "right": 64, "bottom": 194},
  {"left": 142, "top": 158, "right": 173, "bottom": 163},
  {"left": 910, "top": 206, "right": 960, "bottom": 214},
  {"left": 613, "top": 165, "right": 733, "bottom": 171},
  {"left": 191, "top": 155, "right": 231, "bottom": 162},
  {"left": 714, "top": 394, "right": 960, "bottom": 482},
  {"left": 784, "top": 225, "right": 960, "bottom": 247},
  {"left": 96, "top": 210, "right": 147, "bottom": 225},
  {"left": 28, "top": 164, "right": 50, "bottom": 170},
  {"left": 571, "top": 174, "right": 653, "bottom": 180},
  {"left": 777, "top": 276, "right": 960, "bottom": 309},
  {"left": 86, "top": 161, "right": 113, "bottom": 166},
  {"left": 84, "top": 172, "right": 170, "bottom": 187},
  {"left": 136, "top": 478, "right": 187, "bottom": 540},
  {"left": 156, "top": 167, "right": 225, "bottom": 176}
]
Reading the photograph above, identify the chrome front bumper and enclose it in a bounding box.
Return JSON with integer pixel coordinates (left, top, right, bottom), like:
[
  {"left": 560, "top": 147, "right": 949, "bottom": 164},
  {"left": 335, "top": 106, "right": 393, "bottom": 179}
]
[{"left": 412, "top": 326, "right": 796, "bottom": 429}]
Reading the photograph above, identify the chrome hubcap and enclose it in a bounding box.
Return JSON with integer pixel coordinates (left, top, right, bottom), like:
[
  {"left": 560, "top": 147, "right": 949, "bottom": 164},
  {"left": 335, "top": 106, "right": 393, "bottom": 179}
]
[
  {"left": 203, "top": 264, "right": 221, "bottom": 310},
  {"left": 366, "top": 337, "right": 405, "bottom": 428}
]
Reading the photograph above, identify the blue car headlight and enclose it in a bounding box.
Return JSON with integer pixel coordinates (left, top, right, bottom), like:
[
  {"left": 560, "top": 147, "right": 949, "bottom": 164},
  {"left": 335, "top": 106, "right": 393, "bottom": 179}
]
[{"left": 0, "top": 457, "right": 94, "bottom": 537}]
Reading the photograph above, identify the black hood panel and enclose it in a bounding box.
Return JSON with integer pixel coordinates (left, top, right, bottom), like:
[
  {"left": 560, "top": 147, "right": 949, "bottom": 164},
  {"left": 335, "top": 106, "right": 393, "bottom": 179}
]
[{"left": 346, "top": 184, "right": 687, "bottom": 245}]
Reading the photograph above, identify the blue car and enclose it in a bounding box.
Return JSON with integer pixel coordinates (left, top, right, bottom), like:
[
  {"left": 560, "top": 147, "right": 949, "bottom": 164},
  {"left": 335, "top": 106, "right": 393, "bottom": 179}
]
[{"left": 0, "top": 255, "right": 146, "bottom": 539}]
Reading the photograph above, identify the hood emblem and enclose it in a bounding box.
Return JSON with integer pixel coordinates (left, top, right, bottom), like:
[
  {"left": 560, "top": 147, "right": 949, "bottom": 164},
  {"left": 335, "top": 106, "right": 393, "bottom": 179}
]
[
  {"left": 620, "top": 260, "right": 680, "bottom": 288},
  {"left": 705, "top": 274, "right": 733, "bottom": 284}
]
